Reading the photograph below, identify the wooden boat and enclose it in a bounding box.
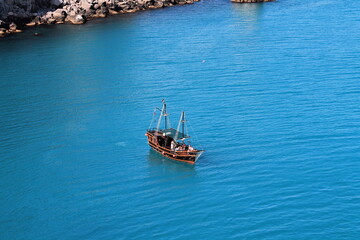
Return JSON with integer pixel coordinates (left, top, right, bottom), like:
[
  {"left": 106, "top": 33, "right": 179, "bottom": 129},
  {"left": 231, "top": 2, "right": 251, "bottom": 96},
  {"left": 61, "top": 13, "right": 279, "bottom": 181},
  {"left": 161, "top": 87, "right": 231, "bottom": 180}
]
[{"left": 145, "top": 100, "right": 204, "bottom": 164}]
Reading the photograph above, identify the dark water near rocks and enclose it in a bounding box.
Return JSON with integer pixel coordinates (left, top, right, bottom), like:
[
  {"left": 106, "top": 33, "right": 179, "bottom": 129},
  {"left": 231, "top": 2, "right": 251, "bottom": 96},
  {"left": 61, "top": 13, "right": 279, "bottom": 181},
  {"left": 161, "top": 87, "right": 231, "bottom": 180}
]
[{"left": 1, "top": 0, "right": 360, "bottom": 239}]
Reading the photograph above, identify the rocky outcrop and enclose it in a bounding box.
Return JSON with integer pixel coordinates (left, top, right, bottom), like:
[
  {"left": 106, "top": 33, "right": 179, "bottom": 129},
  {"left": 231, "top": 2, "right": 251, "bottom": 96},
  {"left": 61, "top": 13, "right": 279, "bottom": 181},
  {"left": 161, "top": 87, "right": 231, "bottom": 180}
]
[{"left": 0, "top": 0, "right": 200, "bottom": 37}]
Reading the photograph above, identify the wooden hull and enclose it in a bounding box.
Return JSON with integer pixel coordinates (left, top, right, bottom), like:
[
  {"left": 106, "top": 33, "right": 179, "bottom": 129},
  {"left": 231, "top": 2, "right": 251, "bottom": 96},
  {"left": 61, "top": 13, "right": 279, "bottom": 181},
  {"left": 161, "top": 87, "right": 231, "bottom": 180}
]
[{"left": 145, "top": 132, "right": 203, "bottom": 164}]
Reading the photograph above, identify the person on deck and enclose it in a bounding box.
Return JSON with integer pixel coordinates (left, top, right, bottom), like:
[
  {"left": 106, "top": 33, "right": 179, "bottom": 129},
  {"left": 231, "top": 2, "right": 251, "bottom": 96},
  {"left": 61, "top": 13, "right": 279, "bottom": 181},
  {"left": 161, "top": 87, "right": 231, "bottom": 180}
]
[{"left": 171, "top": 140, "right": 176, "bottom": 151}]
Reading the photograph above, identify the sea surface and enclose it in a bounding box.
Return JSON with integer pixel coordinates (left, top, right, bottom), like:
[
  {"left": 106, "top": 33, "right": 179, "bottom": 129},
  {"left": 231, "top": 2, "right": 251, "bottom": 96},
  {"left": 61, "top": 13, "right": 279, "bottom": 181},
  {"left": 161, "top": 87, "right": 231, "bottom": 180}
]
[{"left": 1, "top": 0, "right": 360, "bottom": 239}]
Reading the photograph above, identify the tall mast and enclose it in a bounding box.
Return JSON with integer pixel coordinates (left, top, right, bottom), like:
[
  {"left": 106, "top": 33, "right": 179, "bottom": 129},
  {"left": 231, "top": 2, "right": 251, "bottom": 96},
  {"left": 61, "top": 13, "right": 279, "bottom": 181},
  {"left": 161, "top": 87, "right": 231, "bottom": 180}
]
[
  {"left": 156, "top": 100, "right": 165, "bottom": 131},
  {"left": 182, "top": 112, "right": 185, "bottom": 139},
  {"left": 164, "top": 101, "right": 168, "bottom": 129},
  {"left": 175, "top": 112, "right": 182, "bottom": 140},
  {"left": 175, "top": 111, "right": 186, "bottom": 141}
]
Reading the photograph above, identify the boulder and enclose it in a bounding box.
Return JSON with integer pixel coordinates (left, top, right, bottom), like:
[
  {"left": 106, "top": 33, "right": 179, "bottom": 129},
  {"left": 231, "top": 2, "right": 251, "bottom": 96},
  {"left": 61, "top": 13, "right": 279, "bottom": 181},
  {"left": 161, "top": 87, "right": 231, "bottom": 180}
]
[
  {"left": 78, "top": 8, "right": 87, "bottom": 15},
  {"left": 47, "top": 18, "right": 57, "bottom": 24},
  {"left": 117, "top": 2, "right": 129, "bottom": 10},
  {"left": 85, "top": 8, "right": 96, "bottom": 17},
  {"left": 70, "top": 14, "right": 86, "bottom": 24},
  {"left": 94, "top": 5, "right": 109, "bottom": 17},
  {"left": 81, "top": 0, "right": 93, "bottom": 11},
  {"left": 163, "top": 1, "right": 173, "bottom": 7},
  {"left": 34, "top": 16, "right": 42, "bottom": 24},
  {"left": 51, "top": 9, "right": 67, "bottom": 20},
  {"left": 150, "top": 0, "right": 163, "bottom": 8},
  {"left": 9, "top": 22, "right": 17, "bottom": 32},
  {"left": 98, "top": 0, "right": 108, "bottom": 6},
  {"left": 100, "top": 5, "right": 109, "bottom": 15},
  {"left": 158, "top": 1, "right": 164, "bottom": 7},
  {"left": 68, "top": 6, "right": 79, "bottom": 17}
]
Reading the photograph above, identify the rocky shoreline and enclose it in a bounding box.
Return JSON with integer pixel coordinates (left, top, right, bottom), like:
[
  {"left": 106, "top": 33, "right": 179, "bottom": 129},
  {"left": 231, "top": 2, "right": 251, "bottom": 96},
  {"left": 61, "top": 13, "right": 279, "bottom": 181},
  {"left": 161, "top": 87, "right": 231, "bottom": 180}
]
[
  {"left": 0, "top": 0, "right": 275, "bottom": 38},
  {"left": 0, "top": 0, "right": 199, "bottom": 37}
]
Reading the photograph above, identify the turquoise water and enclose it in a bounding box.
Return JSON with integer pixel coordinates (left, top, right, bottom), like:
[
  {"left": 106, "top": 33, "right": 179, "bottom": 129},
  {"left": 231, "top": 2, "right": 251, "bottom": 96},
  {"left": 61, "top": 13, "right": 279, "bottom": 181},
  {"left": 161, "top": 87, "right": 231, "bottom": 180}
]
[{"left": 1, "top": 0, "right": 360, "bottom": 239}]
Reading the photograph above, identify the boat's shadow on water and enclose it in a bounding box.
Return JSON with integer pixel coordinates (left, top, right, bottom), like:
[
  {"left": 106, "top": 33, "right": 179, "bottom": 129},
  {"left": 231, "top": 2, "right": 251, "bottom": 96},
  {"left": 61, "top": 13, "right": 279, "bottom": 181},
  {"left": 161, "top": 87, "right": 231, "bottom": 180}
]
[{"left": 146, "top": 149, "right": 196, "bottom": 174}]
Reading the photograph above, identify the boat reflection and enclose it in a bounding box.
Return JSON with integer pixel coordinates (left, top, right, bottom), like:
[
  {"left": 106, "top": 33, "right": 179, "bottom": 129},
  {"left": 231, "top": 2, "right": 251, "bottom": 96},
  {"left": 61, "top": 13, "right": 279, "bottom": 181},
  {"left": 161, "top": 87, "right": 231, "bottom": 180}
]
[
  {"left": 231, "top": 3, "right": 264, "bottom": 34},
  {"left": 231, "top": 1, "right": 264, "bottom": 19}
]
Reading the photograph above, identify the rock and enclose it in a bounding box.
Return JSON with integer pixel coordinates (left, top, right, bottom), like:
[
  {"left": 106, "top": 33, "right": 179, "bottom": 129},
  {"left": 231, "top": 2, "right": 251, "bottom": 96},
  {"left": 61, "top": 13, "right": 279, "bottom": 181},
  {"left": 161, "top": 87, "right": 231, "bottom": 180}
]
[
  {"left": 61, "top": 10, "right": 68, "bottom": 18},
  {"left": 85, "top": 8, "right": 96, "bottom": 17},
  {"left": 163, "top": 0, "right": 173, "bottom": 7},
  {"left": 123, "top": 9, "right": 137, "bottom": 13},
  {"left": 135, "top": 0, "right": 147, "bottom": 9},
  {"left": 44, "top": 11, "right": 53, "bottom": 19},
  {"left": 68, "top": 6, "right": 79, "bottom": 17},
  {"left": 100, "top": 5, "right": 109, "bottom": 15},
  {"left": 64, "top": 5, "right": 72, "bottom": 12},
  {"left": 26, "top": 21, "right": 37, "bottom": 26},
  {"left": 34, "top": 16, "right": 42, "bottom": 24},
  {"left": 95, "top": 6, "right": 109, "bottom": 18},
  {"left": 9, "top": 22, "right": 17, "bottom": 32},
  {"left": 98, "top": 0, "right": 108, "bottom": 6},
  {"left": 81, "top": 1, "right": 93, "bottom": 11},
  {"left": 117, "top": 3, "right": 128, "bottom": 11},
  {"left": 40, "top": 15, "right": 48, "bottom": 23},
  {"left": 70, "top": 14, "right": 86, "bottom": 24},
  {"left": 109, "top": 9, "right": 118, "bottom": 15},
  {"left": 78, "top": 8, "right": 87, "bottom": 15},
  {"left": 0, "top": 20, "right": 6, "bottom": 28},
  {"left": 48, "top": 18, "right": 57, "bottom": 24},
  {"left": 51, "top": 0, "right": 63, "bottom": 7},
  {"left": 51, "top": 9, "right": 67, "bottom": 20},
  {"left": 153, "top": 1, "right": 164, "bottom": 8}
]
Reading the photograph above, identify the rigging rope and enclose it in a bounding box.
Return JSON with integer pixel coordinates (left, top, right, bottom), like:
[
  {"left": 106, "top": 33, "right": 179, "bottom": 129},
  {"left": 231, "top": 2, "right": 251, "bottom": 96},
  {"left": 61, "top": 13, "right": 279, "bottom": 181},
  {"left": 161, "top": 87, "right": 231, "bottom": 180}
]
[
  {"left": 187, "top": 119, "right": 204, "bottom": 151},
  {"left": 148, "top": 108, "right": 157, "bottom": 130}
]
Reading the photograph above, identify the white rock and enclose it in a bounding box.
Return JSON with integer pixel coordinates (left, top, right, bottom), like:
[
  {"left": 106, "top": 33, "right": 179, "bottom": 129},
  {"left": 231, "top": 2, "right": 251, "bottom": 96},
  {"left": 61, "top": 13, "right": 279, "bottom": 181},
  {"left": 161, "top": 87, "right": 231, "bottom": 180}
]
[{"left": 51, "top": 0, "right": 63, "bottom": 6}]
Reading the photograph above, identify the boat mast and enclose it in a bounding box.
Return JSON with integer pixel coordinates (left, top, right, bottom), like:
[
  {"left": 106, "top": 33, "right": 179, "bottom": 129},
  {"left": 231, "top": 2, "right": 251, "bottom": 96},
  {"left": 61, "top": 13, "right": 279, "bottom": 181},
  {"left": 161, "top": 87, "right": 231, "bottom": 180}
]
[
  {"left": 175, "top": 111, "right": 186, "bottom": 142},
  {"left": 156, "top": 100, "right": 165, "bottom": 131},
  {"left": 164, "top": 101, "right": 168, "bottom": 129},
  {"left": 182, "top": 112, "right": 185, "bottom": 139}
]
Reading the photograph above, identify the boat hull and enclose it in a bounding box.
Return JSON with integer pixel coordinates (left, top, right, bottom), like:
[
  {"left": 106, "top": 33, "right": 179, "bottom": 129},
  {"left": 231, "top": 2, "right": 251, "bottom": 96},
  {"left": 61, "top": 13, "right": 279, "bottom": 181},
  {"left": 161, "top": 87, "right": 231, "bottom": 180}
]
[{"left": 145, "top": 131, "right": 203, "bottom": 164}]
